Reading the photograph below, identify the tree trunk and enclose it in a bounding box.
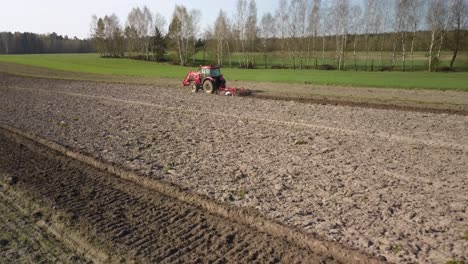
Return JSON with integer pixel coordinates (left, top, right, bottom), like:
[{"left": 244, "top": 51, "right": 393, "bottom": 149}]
[
  {"left": 410, "top": 30, "right": 416, "bottom": 71},
  {"left": 177, "top": 36, "right": 184, "bottom": 66},
  {"left": 281, "top": 36, "right": 285, "bottom": 69},
  {"left": 226, "top": 41, "right": 232, "bottom": 67},
  {"left": 428, "top": 30, "right": 436, "bottom": 72},
  {"left": 401, "top": 32, "right": 406, "bottom": 72},
  {"left": 353, "top": 35, "right": 358, "bottom": 71},
  {"left": 436, "top": 31, "right": 446, "bottom": 71},
  {"left": 322, "top": 36, "right": 325, "bottom": 65},
  {"left": 336, "top": 35, "right": 340, "bottom": 69},
  {"left": 306, "top": 36, "right": 311, "bottom": 69},
  {"left": 378, "top": 35, "right": 384, "bottom": 69},
  {"left": 391, "top": 34, "right": 397, "bottom": 70},
  {"left": 313, "top": 35, "right": 317, "bottom": 69},
  {"left": 364, "top": 35, "right": 370, "bottom": 71},
  {"left": 339, "top": 34, "right": 346, "bottom": 70},
  {"left": 450, "top": 29, "right": 460, "bottom": 69}
]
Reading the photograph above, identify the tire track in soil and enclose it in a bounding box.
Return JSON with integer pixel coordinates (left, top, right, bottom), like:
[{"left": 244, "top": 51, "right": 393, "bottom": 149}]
[
  {"left": 0, "top": 130, "right": 340, "bottom": 263},
  {"left": 0, "top": 193, "right": 89, "bottom": 264},
  {"left": 8, "top": 86, "right": 468, "bottom": 152}
]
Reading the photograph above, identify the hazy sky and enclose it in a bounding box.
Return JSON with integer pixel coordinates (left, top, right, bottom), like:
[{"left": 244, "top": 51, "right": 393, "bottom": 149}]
[{"left": 0, "top": 0, "right": 279, "bottom": 38}]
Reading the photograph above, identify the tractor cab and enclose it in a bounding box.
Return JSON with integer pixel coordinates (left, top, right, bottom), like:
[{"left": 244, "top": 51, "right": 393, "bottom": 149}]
[
  {"left": 200, "top": 66, "right": 222, "bottom": 78},
  {"left": 198, "top": 66, "right": 226, "bottom": 93}
]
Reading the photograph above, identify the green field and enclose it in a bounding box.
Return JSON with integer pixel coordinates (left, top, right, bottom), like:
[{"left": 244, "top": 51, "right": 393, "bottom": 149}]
[{"left": 0, "top": 53, "right": 467, "bottom": 91}]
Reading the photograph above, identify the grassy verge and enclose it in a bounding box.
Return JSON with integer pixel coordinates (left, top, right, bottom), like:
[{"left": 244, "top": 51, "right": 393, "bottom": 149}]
[{"left": 0, "top": 54, "right": 467, "bottom": 91}]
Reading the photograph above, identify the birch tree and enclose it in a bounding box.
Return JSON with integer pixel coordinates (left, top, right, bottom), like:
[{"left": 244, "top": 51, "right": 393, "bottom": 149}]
[
  {"left": 236, "top": 0, "right": 248, "bottom": 67},
  {"left": 332, "top": 0, "right": 349, "bottom": 70},
  {"left": 103, "top": 14, "right": 123, "bottom": 57},
  {"left": 407, "top": 0, "right": 425, "bottom": 71},
  {"left": 288, "top": 0, "right": 308, "bottom": 69},
  {"left": 376, "top": 0, "right": 389, "bottom": 70},
  {"left": 448, "top": 0, "right": 468, "bottom": 69},
  {"left": 246, "top": 0, "right": 258, "bottom": 68},
  {"left": 426, "top": 0, "right": 448, "bottom": 71},
  {"left": 169, "top": 5, "right": 191, "bottom": 65},
  {"left": 396, "top": 0, "right": 411, "bottom": 71},
  {"left": 276, "top": 0, "right": 289, "bottom": 68},
  {"left": 214, "top": 10, "right": 229, "bottom": 66},
  {"left": 259, "top": 12, "right": 276, "bottom": 68},
  {"left": 151, "top": 13, "right": 167, "bottom": 61},
  {"left": 350, "top": 5, "right": 363, "bottom": 70},
  {"left": 363, "top": 0, "right": 377, "bottom": 70},
  {"left": 308, "top": 0, "right": 321, "bottom": 68},
  {"left": 141, "top": 7, "right": 153, "bottom": 60},
  {"left": 189, "top": 9, "right": 202, "bottom": 64},
  {"left": 127, "top": 7, "right": 153, "bottom": 57}
]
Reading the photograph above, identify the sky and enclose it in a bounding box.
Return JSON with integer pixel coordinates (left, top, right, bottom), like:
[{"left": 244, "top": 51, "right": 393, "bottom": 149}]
[{"left": 0, "top": 0, "right": 280, "bottom": 39}]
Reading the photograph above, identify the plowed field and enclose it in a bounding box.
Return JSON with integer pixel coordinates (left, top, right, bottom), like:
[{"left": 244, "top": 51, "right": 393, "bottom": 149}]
[{"left": 0, "top": 75, "right": 467, "bottom": 263}]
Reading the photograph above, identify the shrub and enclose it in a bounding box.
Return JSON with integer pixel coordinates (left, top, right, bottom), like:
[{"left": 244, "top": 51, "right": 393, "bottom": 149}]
[{"left": 318, "top": 64, "right": 336, "bottom": 71}]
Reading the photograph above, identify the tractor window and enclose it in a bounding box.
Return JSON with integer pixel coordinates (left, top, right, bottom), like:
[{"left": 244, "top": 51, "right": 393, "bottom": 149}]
[{"left": 210, "top": 68, "right": 221, "bottom": 77}]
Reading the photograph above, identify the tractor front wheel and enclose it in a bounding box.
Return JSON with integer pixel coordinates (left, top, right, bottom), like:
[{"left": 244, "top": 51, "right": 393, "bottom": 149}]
[
  {"left": 203, "top": 81, "right": 215, "bottom": 94},
  {"left": 190, "top": 82, "right": 199, "bottom": 93}
]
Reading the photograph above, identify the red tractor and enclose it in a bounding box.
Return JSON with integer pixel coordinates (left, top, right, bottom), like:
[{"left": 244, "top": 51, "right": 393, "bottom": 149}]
[{"left": 182, "top": 65, "right": 251, "bottom": 96}]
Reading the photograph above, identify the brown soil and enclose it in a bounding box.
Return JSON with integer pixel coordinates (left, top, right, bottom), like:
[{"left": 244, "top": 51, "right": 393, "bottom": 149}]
[
  {"left": 1, "top": 75, "right": 467, "bottom": 263},
  {"left": 1, "top": 64, "right": 468, "bottom": 115},
  {"left": 0, "top": 185, "right": 89, "bottom": 264},
  {"left": 0, "top": 129, "right": 337, "bottom": 263}
]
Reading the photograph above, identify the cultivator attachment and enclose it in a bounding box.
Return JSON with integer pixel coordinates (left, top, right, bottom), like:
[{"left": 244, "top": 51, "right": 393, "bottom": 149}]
[{"left": 218, "top": 87, "right": 252, "bottom": 96}]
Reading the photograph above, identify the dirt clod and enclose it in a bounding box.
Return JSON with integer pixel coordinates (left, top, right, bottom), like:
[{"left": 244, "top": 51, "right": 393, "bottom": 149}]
[
  {"left": 5, "top": 176, "right": 18, "bottom": 185},
  {"left": 32, "top": 210, "right": 43, "bottom": 220},
  {"left": 0, "top": 239, "right": 9, "bottom": 247}
]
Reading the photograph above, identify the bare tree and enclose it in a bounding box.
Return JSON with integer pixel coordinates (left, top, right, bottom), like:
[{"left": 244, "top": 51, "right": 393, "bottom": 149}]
[
  {"left": 349, "top": 4, "right": 363, "bottom": 70},
  {"left": 396, "top": 0, "right": 411, "bottom": 71},
  {"left": 426, "top": 0, "right": 449, "bottom": 71},
  {"left": 236, "top": 0, "right": 248, "bottom": 67},
  {"left": 225, "top": 17, "right": 235, "bottom": 67},
  {"left": 376, "top": 0, "right": 390, "bottom": 70},
  {"left": 407, "top": 0, "right": 425, "bottom": 71},
  {"left": 127, "top": 7, "right": 150, "bottom": 57},
  {"left": 189, "top": 9, "right": 202, "bottom": 64},
  {"left": 276, "top": 0, "right": 289, "bottom": 68},
  {"left": 246, "top": 0, "right": 258, "bottom": 68},
  {"left": 288, "top": 0, "right": 308, "bottom": 69},
  {"left": 0, "top": 34, "right": 9, "bottom": 54},
  {"left": 363, "top": 0, "right": 377, "bottom": 71},
  {"left": 298, "top": 0, "right": 309, "bottom": 69},
  {"left": 93, "top": 17, "right": 106, "bottom": 56},
  {"left": 154, "top": 13, "right": 167, "bottom": 35},
  {"left": 448, "top": 0, "right": 468, "bottom": 69},
  {"left": 169, "top": 5, "right": 191, "bottom": 65},
  {"left": 142, "top": 7, "right": 153, "bottom": 60},
  {"left": 259, "top": 12, "right": 276, "bottom": 68},
  {"left": 124, "top": 26, "right": 138, "bottom": 57},
  {"left": 319, "top": 1, "right": 332, "bottom": 65},
  {"left": 103, "top": 14, "right": 124, "bottom": 57},
  {"left": 89, "top": 15, "right": 98, "bottom": 38},
  {"left": 151, "top": 13, "right": 167, "bottom": 61},
  {"left": 308, "top": 0, "right": 321, "bottom": 68},
  {"left": 214, "top": 10, "right": 229, "bottom": 66},
  {"left": 332, "top": 0, "right": 350, "bottom": 70}
]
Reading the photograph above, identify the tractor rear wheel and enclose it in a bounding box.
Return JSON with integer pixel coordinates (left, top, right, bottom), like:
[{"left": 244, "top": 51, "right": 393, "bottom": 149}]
[
  {"left": 203, "top": 81, "right": 215, "bottom": 94},
  {"left": 190, "top": 82, "right": 199, "bottom": 93}
]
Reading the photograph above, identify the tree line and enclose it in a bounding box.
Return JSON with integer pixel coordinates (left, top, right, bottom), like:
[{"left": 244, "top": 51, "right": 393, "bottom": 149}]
[
  {"left": 0, "top": 32, "right": 94, "bottom": 54},
  {"left": 73, "top": 0, "right": 459, "bottom": 72}
]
